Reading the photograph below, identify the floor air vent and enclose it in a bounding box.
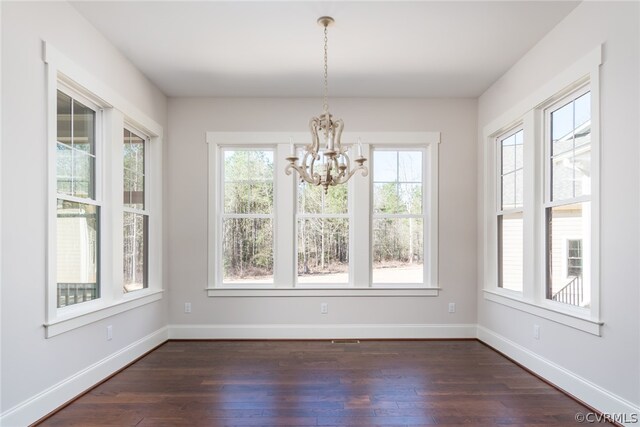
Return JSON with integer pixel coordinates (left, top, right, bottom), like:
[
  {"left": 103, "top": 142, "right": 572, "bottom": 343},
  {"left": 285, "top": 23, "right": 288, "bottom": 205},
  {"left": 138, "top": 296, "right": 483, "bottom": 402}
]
[{"left": 331, "top": 339, "right": 360, "bottom": 344}]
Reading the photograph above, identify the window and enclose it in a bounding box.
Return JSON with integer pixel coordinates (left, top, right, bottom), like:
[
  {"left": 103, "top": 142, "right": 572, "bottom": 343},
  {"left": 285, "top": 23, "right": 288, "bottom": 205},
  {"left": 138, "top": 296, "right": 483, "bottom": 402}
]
[
  {"left": 221, "top": 148, "right": 274, "bottom": 284},
  {"left": 56, "top": 88, "right": 101, "bottom": 308},
  {"left": 297, "top": 180, "right": 350, "bottom": 284},
  {"left": 207, "top": 132, "right": 439, "bottom": 295},
  {"left": 545, "top": 89, "right": 591, "bottom": 308},
  {"left": 482, "top": 46, "right": 601, "bottom": 335},
  {"left": 567, "top": 239, "right": 583, "bottom": 277},
  {"left": 123, "top": 128, "right": 149, "bottom": 292},
  {"left": 497, "top": 129, "right": 524, "bottom": 292},
  {"left": 45, "top": 42, "right": 164, "bottom": 337},
  {"left": 372, "top": 149, "right": 425, "bottom": 285}
]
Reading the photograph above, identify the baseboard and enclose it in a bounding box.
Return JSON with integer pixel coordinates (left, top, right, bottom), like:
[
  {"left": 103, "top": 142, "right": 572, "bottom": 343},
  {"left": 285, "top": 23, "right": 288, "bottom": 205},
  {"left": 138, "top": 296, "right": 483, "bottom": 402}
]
[
  {"left": 476, "top": 325, "right": 640, "bottom": 426},
  {"left": 0, "top": 326, "right": 169, "bottom": 427},
  {"left": 168, "top": 323, "right": 477, "bottom": 340}
]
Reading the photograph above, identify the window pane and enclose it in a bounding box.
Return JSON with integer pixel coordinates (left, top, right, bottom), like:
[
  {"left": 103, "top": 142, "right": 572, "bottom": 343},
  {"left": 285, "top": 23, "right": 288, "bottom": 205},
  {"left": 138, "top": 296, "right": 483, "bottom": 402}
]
[
  {"left": 223, "top": 218, "right": 273, "bottom": 283},
  {"left": 123, "top": 129, "right": 145, "bottom": 209},
  {"left": 515, "top": 169, "right": 523, "bottom": 207},
  {"left": 73, "top": 151, "right": 95, "bottom": 199},
  {"left": 323, "top": 184, "right": 348, "bottom": 214},
  {"left": 224, "top": 150, "right": 273, "bottom": 214},
  {"left": 398, "top": 151, "right": 422, "bottom": 182},
  {"left": 224, "top": 182, "right": 273, "bottom": 214},
  {"left": 56, "top": 143, "right": 72, "bottom": 195},
  {"left": 124, "top": 129, "right": 145, "bottom": 176},
  {"left": 574, "top": 146, "right": 591, "bottom": 197},
  {"left": 498, "top": 212, "right": 523, "bottom": 291},
  {"left": 546, "top": 202, "right": 590, "bottom": 307},
  {"left": 298, "top": 182, "right": 348, "bottom": 215},
  {"left": 501, "top": 172, "right": 515, "bottom": 210},
  {"left": 298, "top": 182, "right": 323, "bottom": 214},
  {"left": 56, "top": 200, "right": 99, "bottom": 308},
  {"left": 297, "top": 218, "right": 349, "bottom": 284},
  {"left": 224, "top": 150, "right": 273, "bottom": 182},
  {"left": 551, "top": 101, "right": 573, "bottom": 148},
  {"left": 372, "top": 218, "right": 423, "bottom": 284},
  {"left": 501, "top": 141, "right": 516, "bottom": 174},
  {"left": 374, "top": 182, "right": 400, "bottom": 214},
  {"left": 57, "top": 90, "right": 72, "bottom": 146},
  {"left": 73, "top": 100, "right": 95, "bottom": 154},
  {"left": 514, "top": 131, "right": 524, "bottom": 169},
  {"left": 398, "top": 183, "right": 422, "bottom": 214},
  {"left": 574, "top": 92, "right": 591, "bottom": 128},
  {"left": 499, "top": 130, "right": 523, "bottom": 211},
  {"left": 123, "top": 212, "right": 148, "bottom": 292},
  {"left": 373, "top": 151, "right": 397, "bottom": 182},
  {"left": 551, "top": 157, "right": 574, "bottom": 201}
]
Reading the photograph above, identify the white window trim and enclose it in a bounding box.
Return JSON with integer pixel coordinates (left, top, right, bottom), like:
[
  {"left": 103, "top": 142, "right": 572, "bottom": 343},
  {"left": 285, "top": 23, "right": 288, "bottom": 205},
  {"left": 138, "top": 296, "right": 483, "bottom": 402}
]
[
  {"left": 206, "top": 132, "right": 440, "bottom": 297},
  {"left": 44, "top": 41, "right": 164, "bottom": 337},
  {"left": 482, "top": 45, "right": 602, "bottom": 335}
]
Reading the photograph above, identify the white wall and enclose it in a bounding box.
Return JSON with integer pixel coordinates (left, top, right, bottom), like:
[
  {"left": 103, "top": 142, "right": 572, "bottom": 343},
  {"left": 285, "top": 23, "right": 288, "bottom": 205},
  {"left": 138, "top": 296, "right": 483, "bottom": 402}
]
[
  {"left": 477, "top": 0, "right": 639, "bottom": 412},
  {"left": 167, "top": 97, "right": 478, "bottom": 333},
  {"left": 1, "top": 1, "right": 168, "bottom": 423}
]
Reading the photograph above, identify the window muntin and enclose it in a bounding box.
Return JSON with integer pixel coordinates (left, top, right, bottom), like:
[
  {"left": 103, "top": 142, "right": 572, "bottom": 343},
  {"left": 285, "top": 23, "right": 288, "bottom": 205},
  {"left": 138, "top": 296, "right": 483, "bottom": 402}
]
[
  {"left": 221, "top": 149, "right": 274, "bottom": 284},
  {"left": 56, "top": 88, "right": 100, "bottom": 308},
  {"left": 372, "top": 149, "right": 425, "bottom": 284},
  {"left": 123, "top": 128, "right": 149, "bottom": 293},
  {"left": 545, "top": 88, "right": 591, "bottom": 308},
  {"left": 497, "top": 129, "right": 524, "bottom": 292}
]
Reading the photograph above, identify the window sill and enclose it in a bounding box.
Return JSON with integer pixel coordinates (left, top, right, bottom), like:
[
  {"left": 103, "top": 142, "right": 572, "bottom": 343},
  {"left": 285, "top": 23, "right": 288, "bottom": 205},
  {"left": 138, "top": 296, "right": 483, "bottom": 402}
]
[
  {"left": 44, "top": 290, "right": 164, "bottom": 338},
  {"left": 483, "top": 289, "right": 602, "bottom": 336},
  {"left": 206, "top": 287, "right": 441, "bottom": 297}
]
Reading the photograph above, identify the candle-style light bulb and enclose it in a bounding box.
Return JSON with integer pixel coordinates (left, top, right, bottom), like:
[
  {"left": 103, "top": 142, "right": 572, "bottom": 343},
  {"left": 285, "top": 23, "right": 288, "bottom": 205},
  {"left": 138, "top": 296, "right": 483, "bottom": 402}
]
[
  {"left": 289, "top": 137, "right": 294, "bottom": 156},
  {"left": 357, "top": 138, "right": 363, "bottom": 157}
]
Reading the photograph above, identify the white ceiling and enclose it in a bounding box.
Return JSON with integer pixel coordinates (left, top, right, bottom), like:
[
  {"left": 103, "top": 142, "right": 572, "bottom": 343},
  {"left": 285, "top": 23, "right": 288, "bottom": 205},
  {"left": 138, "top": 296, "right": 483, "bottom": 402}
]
[{"left": 71, "top": 1, "right": 579, "bottom": 98}]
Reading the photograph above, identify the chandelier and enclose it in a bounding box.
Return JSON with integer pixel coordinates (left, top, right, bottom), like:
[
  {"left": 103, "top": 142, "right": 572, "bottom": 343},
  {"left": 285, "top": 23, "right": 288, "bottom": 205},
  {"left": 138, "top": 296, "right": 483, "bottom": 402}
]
[{"left": 285, "top": 16, "right": 368, "bottom": 193}]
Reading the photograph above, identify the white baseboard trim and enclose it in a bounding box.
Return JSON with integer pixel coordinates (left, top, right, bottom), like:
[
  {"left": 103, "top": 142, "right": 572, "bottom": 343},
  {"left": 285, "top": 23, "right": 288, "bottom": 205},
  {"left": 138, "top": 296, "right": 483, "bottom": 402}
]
[
  {"left": 0, "top": 326, "right": 169, "bottom": 427},
  {"left": 168, "top": 323, "right": 477, "bottom": 340},
  {"left": 477, "top": 325, "right": 640, "bottom": 426}
]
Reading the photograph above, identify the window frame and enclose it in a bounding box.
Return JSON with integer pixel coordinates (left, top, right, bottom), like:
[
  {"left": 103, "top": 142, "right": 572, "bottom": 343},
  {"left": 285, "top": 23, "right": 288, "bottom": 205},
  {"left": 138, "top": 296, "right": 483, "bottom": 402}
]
[
  {"left": 495, "top": 126, "right": 524, "bottom": 293},
  {"left": 217, "top": 145, "right": 277, "bottom": 287},
  {"left": 294, "top": 162, "right": 355, "bottom": 288},
  {"left": 482, "top": 45, "right": 602, "bottom": 335},
  {"left": 55, "top": 83, "right": 104, "bottom": 310},
  {"left": 370, "top": 146, "right": 429, "bottom": 288},
  {"left": 206, "top": 132, "right": 440, "bottom": 297},
  {"left": 44, "top": 42, "right": 164, "bottom": 337},
  {"left": 122, "top": 124, "right": 150, "bottom": 293}
]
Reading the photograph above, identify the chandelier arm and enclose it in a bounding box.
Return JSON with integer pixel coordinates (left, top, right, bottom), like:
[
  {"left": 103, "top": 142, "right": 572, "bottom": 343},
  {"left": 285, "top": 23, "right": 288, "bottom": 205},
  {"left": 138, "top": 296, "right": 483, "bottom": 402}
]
[
  {"left": 309, "top": 117, "right": 321, "bottom": 155},
  {"left": 333, "top": 119, "right": 344, "bottom": 152},
  {"left": 334, "top": 163, "right": 369, "bottom": 184}
]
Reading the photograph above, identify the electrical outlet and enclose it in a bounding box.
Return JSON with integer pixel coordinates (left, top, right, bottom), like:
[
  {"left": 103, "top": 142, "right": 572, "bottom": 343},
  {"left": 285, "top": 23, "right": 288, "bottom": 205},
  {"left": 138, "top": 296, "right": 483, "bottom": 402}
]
[
  {"left": 320, "top": 303, "right": 328, "bottom": 314},
  {"left": 107, "top": 325, "right": 113, "bottom": 341},
  {"left": 184, "top": 302, "right": 192, "bottom": 313},
  {"left": 533, "top": 324, "right": 540, "bottom": 340},
  {"left": 448, "top": 302, "right": 456, "bottom": 313}
]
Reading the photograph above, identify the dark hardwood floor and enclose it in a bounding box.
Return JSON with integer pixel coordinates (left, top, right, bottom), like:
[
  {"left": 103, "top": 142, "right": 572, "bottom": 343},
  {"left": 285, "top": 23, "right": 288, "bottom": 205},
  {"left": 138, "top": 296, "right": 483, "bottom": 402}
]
[{"left": 38, "top": 340, "right": 601, "bottom": 426}]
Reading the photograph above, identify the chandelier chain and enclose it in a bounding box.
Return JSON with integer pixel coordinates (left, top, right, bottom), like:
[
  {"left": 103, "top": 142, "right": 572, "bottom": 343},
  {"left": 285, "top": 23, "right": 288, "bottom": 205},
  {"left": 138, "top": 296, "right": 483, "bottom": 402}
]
[{"left": 323, "top": 25, "right": 329, "bottom": 113}]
